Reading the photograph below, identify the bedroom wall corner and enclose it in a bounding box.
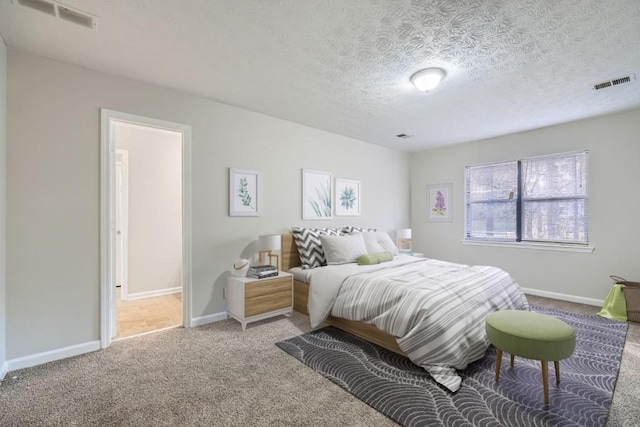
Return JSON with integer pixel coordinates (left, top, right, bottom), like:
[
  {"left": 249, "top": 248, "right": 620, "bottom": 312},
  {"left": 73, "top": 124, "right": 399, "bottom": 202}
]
[
  {"left": 5, "top": 50, "right": 411, "bottom": 360},
  {"left": 0, "top": 35, "right": 7, "bottom": 376},
  {"left": 409, "top": 108, "right": 640, "bottom": 304}
]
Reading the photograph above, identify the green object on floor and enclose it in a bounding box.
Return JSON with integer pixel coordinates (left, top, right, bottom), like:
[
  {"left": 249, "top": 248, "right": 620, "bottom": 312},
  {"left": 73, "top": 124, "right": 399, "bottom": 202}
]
[
  {"left": 485, "top": 310, "right": 576, "bottom": 404},
  {"left": 485, "top": 310, "right": 576, "bottom": 362},
  {"left": 598, "top": 284, "right": 627, "bottom": 322}
]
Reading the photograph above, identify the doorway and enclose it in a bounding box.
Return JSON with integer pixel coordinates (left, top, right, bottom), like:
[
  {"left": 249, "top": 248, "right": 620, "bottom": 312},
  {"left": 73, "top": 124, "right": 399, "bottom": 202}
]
[
  {"left": 100, "top": 110, "right": 192, "bottom": 348},
  {"left": 115, "top": 149, "right": 128, "bottom": 296}
]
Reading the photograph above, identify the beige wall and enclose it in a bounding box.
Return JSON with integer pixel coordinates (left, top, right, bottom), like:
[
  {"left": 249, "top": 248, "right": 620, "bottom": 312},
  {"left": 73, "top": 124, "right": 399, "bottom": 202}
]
[
  {"left": 115, "top": 122, "right": 182, "bottom": 296},
  {"left": 0, "top": 36, "right": 7, "bottom": 373},
  {"left": 6, "top": 50, "right": 410, "bottom": 359},
  {"left": 410, "top": 108, "right": 640, "bottom": 303}
]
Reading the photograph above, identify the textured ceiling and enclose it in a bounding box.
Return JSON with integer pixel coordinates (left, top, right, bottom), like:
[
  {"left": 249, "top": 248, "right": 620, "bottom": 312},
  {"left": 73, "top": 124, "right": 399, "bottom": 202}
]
[{"left": 1, "top": 0, "right": 639, "bottom": 151}]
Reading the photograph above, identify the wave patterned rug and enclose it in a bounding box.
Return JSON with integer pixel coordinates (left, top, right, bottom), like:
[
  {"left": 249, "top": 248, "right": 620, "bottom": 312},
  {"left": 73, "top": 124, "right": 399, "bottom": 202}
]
[{"left": 276, "top": 306, "right": 627, "bottom": 427}]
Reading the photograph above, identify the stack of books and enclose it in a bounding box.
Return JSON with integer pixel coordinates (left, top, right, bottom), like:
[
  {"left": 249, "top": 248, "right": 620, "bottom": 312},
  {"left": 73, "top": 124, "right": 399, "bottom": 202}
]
[{"left": 247, "top": 265, "right": 278, "bottom": 279}]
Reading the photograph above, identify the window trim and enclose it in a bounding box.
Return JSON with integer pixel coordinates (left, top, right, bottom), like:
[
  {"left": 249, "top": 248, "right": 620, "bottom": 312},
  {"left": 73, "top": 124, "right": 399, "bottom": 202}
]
[
  {"left": 461, "top": 239, "right": 594, "bottom": 253},
  {"left": 464, "top": 150, "right": 589, "bottom": 247}
]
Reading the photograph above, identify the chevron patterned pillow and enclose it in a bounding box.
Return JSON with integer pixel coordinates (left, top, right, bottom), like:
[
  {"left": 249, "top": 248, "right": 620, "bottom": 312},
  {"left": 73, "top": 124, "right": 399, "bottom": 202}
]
[
  {"left": 291, "top": 227, "right": 343, "bottom": 269},
  {"left": 342, "top": 226, "right": 377, "bottom": 235}
]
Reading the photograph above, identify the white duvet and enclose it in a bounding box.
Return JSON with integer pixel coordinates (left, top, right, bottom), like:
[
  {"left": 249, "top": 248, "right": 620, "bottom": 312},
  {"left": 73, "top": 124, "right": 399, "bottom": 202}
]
[{"left": 306, "top": 256, "right": 529, "bottom": 391}]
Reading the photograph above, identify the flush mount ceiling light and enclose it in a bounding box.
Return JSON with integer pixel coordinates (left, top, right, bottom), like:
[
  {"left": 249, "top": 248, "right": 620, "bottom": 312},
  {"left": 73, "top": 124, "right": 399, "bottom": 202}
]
[{"left": 411, "top": 68, "right": 446, "bottom": 93}]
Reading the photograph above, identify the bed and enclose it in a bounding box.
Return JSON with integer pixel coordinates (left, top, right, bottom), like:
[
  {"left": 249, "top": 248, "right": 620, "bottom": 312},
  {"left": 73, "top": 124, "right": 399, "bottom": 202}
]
[
  {"left": 283, "top": 233, "right": 405, "bottom": 353},
  {"left": 282, "top": 232, "right": 530, "bottom": 391}
]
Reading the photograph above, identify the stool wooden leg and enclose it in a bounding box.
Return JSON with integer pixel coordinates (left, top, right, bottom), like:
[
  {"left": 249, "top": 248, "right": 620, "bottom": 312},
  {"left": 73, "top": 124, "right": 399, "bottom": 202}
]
[
  {"left": 510, "top": 354, "right": 515, "bottom": 367},
  {"left": 541, "top": 361, "right": 549, "bottom": 404},
  {"left": 554, "top": 360, "right": 560, "bottom": 384},
  {"left": 495, "top": 349, "right": 503, "bottom": 382}
]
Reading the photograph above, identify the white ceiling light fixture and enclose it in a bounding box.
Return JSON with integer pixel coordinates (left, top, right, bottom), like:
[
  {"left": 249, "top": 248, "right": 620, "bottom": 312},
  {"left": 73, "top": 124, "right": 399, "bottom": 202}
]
[{"left": 411, "top": 68, "right": 446, "bottom": 93}]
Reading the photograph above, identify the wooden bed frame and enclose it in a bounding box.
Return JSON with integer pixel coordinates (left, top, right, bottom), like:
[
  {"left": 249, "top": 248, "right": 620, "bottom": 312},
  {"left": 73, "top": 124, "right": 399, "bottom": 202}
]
[{"left": 282, "top": 233, "right": 404, "bottom": 355}]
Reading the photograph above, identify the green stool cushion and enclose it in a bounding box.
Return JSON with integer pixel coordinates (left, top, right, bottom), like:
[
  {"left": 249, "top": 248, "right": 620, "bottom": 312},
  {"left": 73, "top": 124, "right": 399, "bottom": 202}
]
[{"left": 485, "top": 310, "right": 576, "bottom": 361}]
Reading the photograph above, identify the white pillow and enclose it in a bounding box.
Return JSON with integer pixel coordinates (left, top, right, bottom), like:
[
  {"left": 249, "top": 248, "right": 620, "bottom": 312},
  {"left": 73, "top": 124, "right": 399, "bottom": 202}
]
[
  {"left": 319, "top": 233, "right": 368, "bottom": 265},
  {"left": 360, "top": 232, "right": 399, "bottom": 256}
]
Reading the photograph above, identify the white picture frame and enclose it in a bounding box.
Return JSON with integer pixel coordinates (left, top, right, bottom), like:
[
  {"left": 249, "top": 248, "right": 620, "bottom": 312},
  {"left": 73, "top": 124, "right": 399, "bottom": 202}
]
[
  {"left": 302, "top": 169, "right": 333, "bottom": 220},
  {"left": 229, "top": 168, "right": 261, "bottom": 217},
  {"left": 427, "top": 183, "right": 452, "bottom": 222},
  {"left": 335, "top": 178, "right": 361, "bottom": 216}
]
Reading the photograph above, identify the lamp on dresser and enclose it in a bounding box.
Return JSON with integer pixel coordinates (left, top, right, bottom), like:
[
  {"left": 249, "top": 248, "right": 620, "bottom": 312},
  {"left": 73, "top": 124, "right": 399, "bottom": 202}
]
[
  {"left": 396, "top": 228, "right": 412, "bottom": 252},
  {"left": 257, "top": 234, "right": 281, "bottom": 273}
]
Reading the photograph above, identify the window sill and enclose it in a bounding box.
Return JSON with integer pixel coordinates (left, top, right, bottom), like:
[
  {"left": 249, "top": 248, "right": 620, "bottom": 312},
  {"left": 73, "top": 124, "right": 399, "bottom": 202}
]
[{"left": 461, "top": 240, "right": 594, "bottom": 254}]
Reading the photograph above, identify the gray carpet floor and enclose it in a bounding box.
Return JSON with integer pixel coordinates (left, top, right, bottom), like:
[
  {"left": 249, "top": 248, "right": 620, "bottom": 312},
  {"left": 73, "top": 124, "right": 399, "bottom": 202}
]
[{"left": 0, "top": 295, "right": 638, "bottom": 426}]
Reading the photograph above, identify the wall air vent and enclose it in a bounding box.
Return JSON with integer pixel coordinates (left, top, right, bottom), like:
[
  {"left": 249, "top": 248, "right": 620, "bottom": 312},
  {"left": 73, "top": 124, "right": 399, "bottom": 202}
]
[
  {"left": 593, "top": 74, "right": 635, "bottom": 90},
  {"left": 13, "top": 0, "right": 96, "bottom": 29}
]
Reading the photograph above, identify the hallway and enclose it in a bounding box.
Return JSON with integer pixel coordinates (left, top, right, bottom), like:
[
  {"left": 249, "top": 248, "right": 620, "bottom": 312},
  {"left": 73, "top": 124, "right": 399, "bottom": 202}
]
[{"left": 115, "top": 289, "right": 182, "bottom": 338}]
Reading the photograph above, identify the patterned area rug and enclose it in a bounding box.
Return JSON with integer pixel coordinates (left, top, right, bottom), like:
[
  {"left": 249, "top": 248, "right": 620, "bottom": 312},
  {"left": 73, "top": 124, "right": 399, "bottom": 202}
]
[{"left": 276, "top": 306, "right": 627, "bottom": 427}]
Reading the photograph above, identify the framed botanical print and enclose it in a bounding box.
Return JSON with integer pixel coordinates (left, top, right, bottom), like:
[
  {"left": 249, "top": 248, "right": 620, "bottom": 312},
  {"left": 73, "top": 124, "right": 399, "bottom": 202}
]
[
  {"left": 229, "top": 168, "right": 261, "bottom": 217},
  {"left": 427, "top": 183, "right": 452, "bottom": 222},
  {"left": 302, "top": 169, "right": 333, "bottom": 220},
  {"left": 335, "top": 178, "right": 361, "bottom": 216}
]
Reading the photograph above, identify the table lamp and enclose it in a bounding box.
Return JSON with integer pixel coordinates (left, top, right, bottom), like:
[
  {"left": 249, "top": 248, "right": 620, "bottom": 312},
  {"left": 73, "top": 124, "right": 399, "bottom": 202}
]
[
  {"left": 257, "top": 234, "right": 281, "bottom": 273},
  {"left": 396, "top": 229, "right": 412, "bottom": 251}
]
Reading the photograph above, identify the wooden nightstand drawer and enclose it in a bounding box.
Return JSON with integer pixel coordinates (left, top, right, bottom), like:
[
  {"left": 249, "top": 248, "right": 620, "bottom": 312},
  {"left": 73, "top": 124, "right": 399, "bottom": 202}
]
[
  {"left": 227, "top": 272, "right": 294, "bottom": 331},
  {"left": 245, "top": 277, "right": 291, "bottom": 299},
  {"left": 245, "top": 290, "right": 292, "bottom": 317}
]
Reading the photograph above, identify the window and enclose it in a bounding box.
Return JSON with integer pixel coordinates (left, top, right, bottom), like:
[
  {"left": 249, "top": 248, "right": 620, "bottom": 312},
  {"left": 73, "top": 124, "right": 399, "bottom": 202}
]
[{"left": 465, "top": 151, "right": 588, "bottom": 245}]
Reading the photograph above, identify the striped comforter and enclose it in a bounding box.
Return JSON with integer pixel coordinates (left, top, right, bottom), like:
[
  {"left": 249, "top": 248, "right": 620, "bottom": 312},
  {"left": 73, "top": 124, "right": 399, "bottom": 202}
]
[{"left": 307, "top": 256, "right": 529, "bottom": 392}]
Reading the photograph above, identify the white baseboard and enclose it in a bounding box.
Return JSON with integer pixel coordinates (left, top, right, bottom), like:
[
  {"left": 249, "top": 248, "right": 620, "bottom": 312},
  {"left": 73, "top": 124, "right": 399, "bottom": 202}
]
[
  {"left": 190, "top": 311, "right": 228, "bottom": 327},
  {"left": 522, "top": 287, "right": 603, "bottom": 307},
  {"left": 125, "top": 286, "right": 181, "bottom": 301},
  {"left": 6, "top": 341, "right": 101, "bottom": 373},
  {"left": 0, "top": 361, "right": 8, "bottom": 379}
]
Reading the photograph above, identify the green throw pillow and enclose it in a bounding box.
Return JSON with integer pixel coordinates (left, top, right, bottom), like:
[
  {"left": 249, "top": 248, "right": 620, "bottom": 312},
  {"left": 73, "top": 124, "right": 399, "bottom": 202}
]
[{"left": 358, "top": 251, "right": 393, "bottom": 265}]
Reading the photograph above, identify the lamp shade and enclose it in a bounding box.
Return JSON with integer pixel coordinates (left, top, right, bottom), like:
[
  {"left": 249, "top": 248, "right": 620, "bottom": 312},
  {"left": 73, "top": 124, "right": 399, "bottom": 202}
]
[
  {"left": 258, "top": 234, "right": 281, "bottom": 251},
  {"left": 396, "top": 229, "right": 412, "bottom": 239}
]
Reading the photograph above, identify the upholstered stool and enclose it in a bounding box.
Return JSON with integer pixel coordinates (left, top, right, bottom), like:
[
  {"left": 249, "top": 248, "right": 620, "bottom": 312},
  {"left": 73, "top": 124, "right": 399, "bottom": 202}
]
[{"left": 485, "top": 310, "right": 576, "bottom": 404}]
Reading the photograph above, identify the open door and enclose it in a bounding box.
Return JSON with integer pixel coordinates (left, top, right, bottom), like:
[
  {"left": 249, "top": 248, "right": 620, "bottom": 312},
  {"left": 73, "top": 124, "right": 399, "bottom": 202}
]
[{"left": 112, "top": 149, "right": 128, "bottom": 337}]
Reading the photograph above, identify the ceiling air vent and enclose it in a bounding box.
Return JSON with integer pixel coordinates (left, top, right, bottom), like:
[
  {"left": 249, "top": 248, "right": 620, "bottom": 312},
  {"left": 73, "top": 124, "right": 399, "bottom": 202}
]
[
  {"left": 13, "top": 0, "right": 96, "bottom": 29},
  {"left": 15, "top": 0, "right": 55, "bottom": 16},
  {"left": 593, "top": 74, "right": 635, "bottom": 90},
  {"left": 57, "top": 6, "right": 95, "bottom": 29}
]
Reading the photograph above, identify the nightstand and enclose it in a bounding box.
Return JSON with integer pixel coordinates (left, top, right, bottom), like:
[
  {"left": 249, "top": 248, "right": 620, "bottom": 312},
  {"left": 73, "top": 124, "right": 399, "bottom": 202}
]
[
  {"left": 399, "top": 251, "right": 424, "bottom": 258},
  {"left": 227, "top": 272, "right": 293, "bottom": 331}
]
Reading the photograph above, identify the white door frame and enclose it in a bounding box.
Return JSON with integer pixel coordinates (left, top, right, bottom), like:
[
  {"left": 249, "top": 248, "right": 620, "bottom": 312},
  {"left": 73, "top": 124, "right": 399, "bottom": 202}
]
[
  {"left": 115, "top": 149, "right": 129, "bottom": 301},
  {"left": 100, "top": 109, "right": 193, "bottom": 349}
]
